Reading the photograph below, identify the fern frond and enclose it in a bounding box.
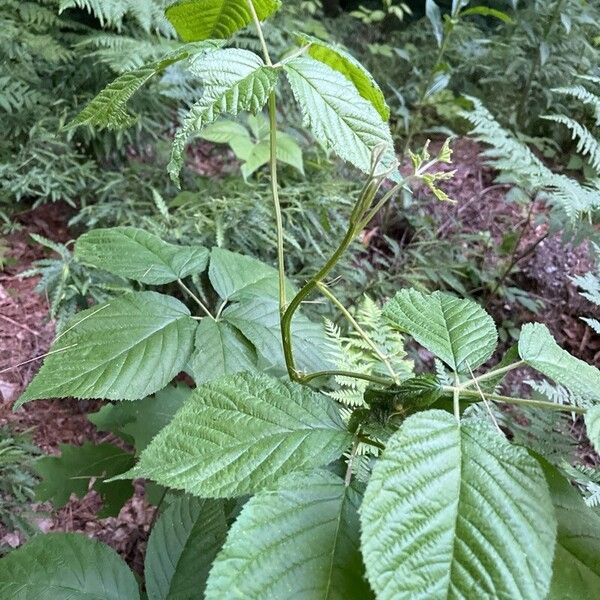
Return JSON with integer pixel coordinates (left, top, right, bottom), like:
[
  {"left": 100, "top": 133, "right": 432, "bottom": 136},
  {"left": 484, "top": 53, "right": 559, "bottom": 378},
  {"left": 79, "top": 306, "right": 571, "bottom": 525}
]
[
  {"left": 553, "top": 82, "right": 600, "bottom": 125},
  {"left": 542, "top": 114, "right": 600, "bottom": 171}
]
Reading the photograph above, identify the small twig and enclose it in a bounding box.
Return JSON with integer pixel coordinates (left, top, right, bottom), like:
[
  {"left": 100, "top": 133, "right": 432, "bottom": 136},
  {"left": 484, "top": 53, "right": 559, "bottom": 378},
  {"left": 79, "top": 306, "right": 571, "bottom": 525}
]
[
  {"left": 0, "top": 314, "right": 39, "bottom": 337},
  {"left": 0, "top": 343, "right": 78, "bottom": 375}
]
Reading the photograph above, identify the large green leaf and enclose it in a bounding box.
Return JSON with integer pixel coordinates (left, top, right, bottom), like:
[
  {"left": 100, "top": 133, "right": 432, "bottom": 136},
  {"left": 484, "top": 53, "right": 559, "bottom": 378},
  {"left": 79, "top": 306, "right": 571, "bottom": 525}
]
[
  {"left": 187, "top": 318, "right": 257, "bottom": 384},
  {"left": 383, "top": 288, "right": 498, "bottom": 372},
  {"left": 208, "top": 247, "right": 280, "bottom": 300},
  {"left": 145, "top": 496, "right": 227, "bottom": 600},
  {"left": 360, "top": 410, "right": 556, "bottom": 600},
  {"left": 18, "top": 292, "right": 196, "bottom": 405},
  {"left": 165, "top": 0, "right": 281, "bottom": 42},
  {"left": 168, "top": 49, "right": 279, "bottom": 183},
  {"left": 34, "top": 442, "right": 134, "bottom": 517},
  {"left": 125, "top": 373, "right": 352, "bottom": 497},
  {"left": 540, "top": 461, "right": 600, "bottom": 599},
  {"left": 75, "top": 227, "right": 209, "bottom": 285},
  {"left": 296, "top": 33, "right": 389, "bottom": 120},
  {"left": 70, "top": 42, "right": 221, "bottom": 129},
  {"left": 0, "top": 532, "right": 140, "bottom": 599},
  {"left": 223, "top": 296, "right": 338, "bottom": 374},
  {"left": 284, "top": 56, "right": 397, "bottom": 179},
  {"left": 585, "top": 405, "right": 600, "bottom": 454},
  {"left": 206, "top": 470, "right": 372, "bottom": 599},
  {"left": 519, "top": 322, "right": 600, "bottom": 403},
  {"left": 88, "top": 384, "right": 192, "bottom": 453}
]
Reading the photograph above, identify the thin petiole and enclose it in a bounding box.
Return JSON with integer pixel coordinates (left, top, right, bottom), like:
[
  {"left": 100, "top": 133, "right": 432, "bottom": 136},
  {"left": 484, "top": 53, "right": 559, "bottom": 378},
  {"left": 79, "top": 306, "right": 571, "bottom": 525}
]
[{"left": 177, "top": 279, "right": 214, "bottom": 319}]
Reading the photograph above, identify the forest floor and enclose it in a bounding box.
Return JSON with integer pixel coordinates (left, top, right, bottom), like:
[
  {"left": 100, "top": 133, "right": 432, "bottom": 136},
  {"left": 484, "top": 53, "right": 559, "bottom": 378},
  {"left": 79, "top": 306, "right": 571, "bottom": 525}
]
[{"left": 0, "top": 138, "right": 598, "bottom": 567}]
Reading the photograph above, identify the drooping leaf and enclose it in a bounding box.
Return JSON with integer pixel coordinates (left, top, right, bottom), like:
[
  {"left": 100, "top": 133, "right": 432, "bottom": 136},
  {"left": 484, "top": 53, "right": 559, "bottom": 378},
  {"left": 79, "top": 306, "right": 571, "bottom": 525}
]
[
  {"left": 223, "top": 296, "right": 338, "bottom": 374},
  {"left": 206, "top": 470, "right": 372, "bottom": 599},
  {"left": 88, "top": 384, "right": 192, "bottom": 453},
  {"left": 296, "top": 33, "right": 389, "bottom": 120},
  {"left": 461, "top": 6, "right": 515, "bottom": 23},
  {"left": 383, "top": 289, "right": 498, "bottom": 372},
  {"left": 145, "top": 496, "right": 228, "bottom": 600},
  {"left": 75, "top": 227, "right": 209, "bottom": 284},
  {"left": 585, "top": 405, "right": 600, "bottom": 454},
  {"left": 187, "top": 318, "right": 257, "bottom": 384},
  {"left": 70, "top": 42, "right": 221, "bottom": 130},
  {"left": 18, "top": 292, "right": 196, "bottom": 405},
  {"left": 426, "top": 0, "right": 443, "bottom": 47},
  {"left": 365, "top": 375, "right": 442, "bottom": 415},
  {"left": 519, "top": 322, "right": 600, "bottom": 403},
  {"left": 34, "top": 443, "right": 134, "bottom": 518},
  {"left": 0, "top": 532, "right": 140, "bottom": 599},
  {"left": 168, "top": 49, "right": 279, "bottom": 183},
  {"left": 284, "top": 56, "right": 398, "bottom": 179},
  {"left": 125, "top": 373, "right": 352, "bottom": 497},
  {"left": 165, "top": 0, "right": 281, "bottom": 42},
  {"left": 208, "top": 247, "right": 281, "bottom": 301},
  {"left": 361, "top": 410, "right": 556, "bottom": 600},
  {"left": 540, "top": 460, "right": 600, "bottom": 599}
]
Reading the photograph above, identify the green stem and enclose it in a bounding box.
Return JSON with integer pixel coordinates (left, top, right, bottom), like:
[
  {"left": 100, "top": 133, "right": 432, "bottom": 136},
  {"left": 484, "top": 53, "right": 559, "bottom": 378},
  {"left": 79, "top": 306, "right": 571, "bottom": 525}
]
[
  {"left": 317, "top": 282, "right": 399, "bottom": 383},
  {"left": 459, "top": 360, "right": 525, "bottom": 390},
  {"left": 177, "top": 279, "right": 214, "bottom": 319},
  {"left": 245, "top": 0, "right": 272, "bottom": 65},
  {"left": 344, "top": 437, "right": 360, "bottom": 486},
  {"left": 446, "top": 386, "right": 587, "bottom": 415},
  {"left": 452, "top": 373, "right": 460, "bottom": 421}
]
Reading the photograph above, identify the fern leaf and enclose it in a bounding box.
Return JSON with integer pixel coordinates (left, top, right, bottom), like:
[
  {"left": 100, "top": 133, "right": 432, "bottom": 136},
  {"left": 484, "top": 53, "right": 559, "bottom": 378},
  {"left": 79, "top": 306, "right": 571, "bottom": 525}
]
[{"left": 542, "top": 114, "right": 600, "bottom": 171}]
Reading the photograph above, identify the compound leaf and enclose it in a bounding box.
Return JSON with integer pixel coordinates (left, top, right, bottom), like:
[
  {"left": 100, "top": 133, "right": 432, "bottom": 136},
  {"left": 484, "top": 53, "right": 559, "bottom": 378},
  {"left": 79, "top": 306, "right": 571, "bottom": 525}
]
[
  {"left": 145, "top": 496, "right": 227, "bottom": 600},
  {"left": 0, "top": 532, "right": 140, "bottom": 599},
  {"left": 168, "top": 49, "right": 279, "bottom": 183},
  {"left": 206, "top": 471, "right": 372, "bottom": 600},
  {"left": 361, "top": 410, "right": 556, "bottom": 600},
  {"left": 540, "top": 461, "right": 600, "bottom": 599},
  {"left": 166, "top": 0, "right": 281, "bottom": 42},
  {"left": 126, "top": 373, "right": 352, "bottom": 497},
  {"left": 296, "top": 33, "right": 389, "bottom": 120},
  {"left": 18, "top": 292, "right": 196, "bottom": 404},
  {"left": 519, "top": 322, "right": 600, "bottom": 403},
  {"left": 187, "top": 318, "right": 257, "bottom": 384},
  {"left": 383, "top": 288, "right": 498, "bottom": 372},
  {"left": 75, "top": 227, "right": 209, "bottom": 285},
  {"left": 34, "top": 443, "right": 134, "bottom": 518},
  {"left": 284, "top": 56, "right": 398, "bottom": 179}
]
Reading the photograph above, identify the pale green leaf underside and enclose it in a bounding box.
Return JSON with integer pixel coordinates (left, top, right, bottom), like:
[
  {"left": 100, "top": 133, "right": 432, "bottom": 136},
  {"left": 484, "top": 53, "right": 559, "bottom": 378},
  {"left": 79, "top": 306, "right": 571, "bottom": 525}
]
[
  {"left": 0, "top": 533, "right": 139, "bottom": 599},
  {"left": 18, "top": 292, "right": 196, "bottom": 405},
  {"left": 383, "top": 289, "right": 498, "bottom": 372},
  {"left": 284, "top": 56, "right": 398, "bottom": 179},
  {"left": 70, "top": 42, "right": 221, "bottom": 130},
  {"left": 519, "top": 322, "right": 600, "bottom": 403},
  {"left": 168, "top": 49, "right": 279, "bottom": 183},
  {"left": 166, "top": 0, "right": 281, "bottom": 42},
  {"left": 127, "top": 373, "right": 352, "bottom": 497},
  {"left": 585, "top": 405, "right": 600, "bottom": 454},
  {"left": 223, "top": 296, "right": 339, "bottom": 374},
  {"left": 361, "top": 410, "right": 556, "bottom": 600},
  {"left": 297, "top": 32, "right": 389, "bottom": 120},
  {"left": 541, "top": 461, "right": 600, "bottom": 599},
  {"left": 187, "top": 318, "right": 257, "bottom": 384},
  {"left": 75, "top": 227, "right": 209, "bottom": 284},
  {"left": 206, "top": 471, "right": 372, "bottom": 600},
  {"left": 145, "top": 496, "right": 227, "bottom": 600}
]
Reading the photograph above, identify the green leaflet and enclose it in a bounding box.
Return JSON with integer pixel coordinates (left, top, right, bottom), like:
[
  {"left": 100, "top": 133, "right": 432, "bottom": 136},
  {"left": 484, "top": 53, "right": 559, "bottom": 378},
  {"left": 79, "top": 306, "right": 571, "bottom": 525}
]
[
  {"left": 34, "top": 442, "right": 134, "bottom": 517},
  {"left": 165, "top": 0, "right": 281, "bottom": 42},
  {"left": 187, "top": 318, "right": 257, "bottom": 384},
  {"left": 17, "top": 291, "right": 196, "bottom": 405},
  {"left": 296, "top": 33, "right": 389, "bottom": 120},
  {"left": 284, "top": 56, "right": 398, "bottom": 180},
  {"left": 75, "top": 227, "right": 209, "bottom": 284},
  {"left": 540, "top": 460, "right": 600, "bottom": 599},
  {"left": 585, "top": 405, "right": 600, "bottom": 454},
  {"left": 88, "top": 383, "right": 192, "bottom": 454},
  {"left": 145, "top": 496, "right": 228, "bottom": 600},
  {"left": 0, "top": 532, "right": 139, "bottom": 599},
  {"left": 360, "top": 410, "right": 556, "bottom": 600},
  {"left": 206, "top": 471, "right": 372, "bottom": 600},
  {"left": 208, "top": 246, "right": 281, "bottom": 300},
  {"left": 69, "top": 41, "right": 222, "bottom": 130},
  {"left": 125, "top": 373, "right": 352, "bottom": 497},
  {"left": 519, "top": 323, "right": 600, "bottom": 403},
  {"left": 223, "top": 296, "right": 338, "bottom": 374},
  {"left": 383, "top": 288, "right": 498, "bottom": 372},
  {"left": 168, "top": 49, "right": 280, "bottom": 184}
]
